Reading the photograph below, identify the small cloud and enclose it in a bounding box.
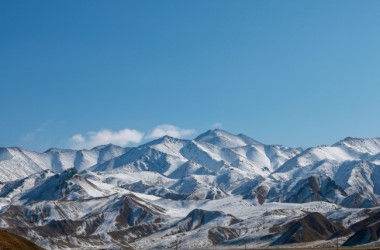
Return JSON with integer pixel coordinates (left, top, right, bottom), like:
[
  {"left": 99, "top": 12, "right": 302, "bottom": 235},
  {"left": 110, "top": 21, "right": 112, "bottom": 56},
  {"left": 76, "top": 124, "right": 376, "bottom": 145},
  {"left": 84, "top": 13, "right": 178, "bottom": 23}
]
[
  {"left": 146, "top": 124, "right": 196, "bottom": 140},
  {"left": 69, "top": 124, "right": 196, "bottom": 149},
  {"left": 71, "top": 134, "right": 85, "bottom": 143},
  {"left": 69, "top": 128, "right": 144, "bottom": 149},
  {"left": 210, "top": 122, "right": 222, "bottom": 129}
]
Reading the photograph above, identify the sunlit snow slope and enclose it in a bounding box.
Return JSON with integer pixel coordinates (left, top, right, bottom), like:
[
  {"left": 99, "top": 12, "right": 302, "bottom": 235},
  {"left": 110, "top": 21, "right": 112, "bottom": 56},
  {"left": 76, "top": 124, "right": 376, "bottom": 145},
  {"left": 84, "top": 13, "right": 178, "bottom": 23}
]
[{"left": 1, "top": 129, "right": 380, "bottom": 249}]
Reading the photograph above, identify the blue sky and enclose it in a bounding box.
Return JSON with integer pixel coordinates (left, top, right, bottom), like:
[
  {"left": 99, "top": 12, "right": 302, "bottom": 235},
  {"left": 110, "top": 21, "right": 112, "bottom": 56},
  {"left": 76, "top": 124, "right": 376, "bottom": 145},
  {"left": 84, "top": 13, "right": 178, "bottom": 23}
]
[{"left": 1, "top": 0, "right": 380, "bottom": 151}]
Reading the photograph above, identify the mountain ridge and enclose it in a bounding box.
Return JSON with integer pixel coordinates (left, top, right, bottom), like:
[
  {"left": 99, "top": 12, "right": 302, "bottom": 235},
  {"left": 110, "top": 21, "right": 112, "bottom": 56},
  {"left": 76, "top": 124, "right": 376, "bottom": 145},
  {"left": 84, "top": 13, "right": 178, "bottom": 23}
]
[{"left": 1, "top": 129, "right": 380, "bottom": 249}]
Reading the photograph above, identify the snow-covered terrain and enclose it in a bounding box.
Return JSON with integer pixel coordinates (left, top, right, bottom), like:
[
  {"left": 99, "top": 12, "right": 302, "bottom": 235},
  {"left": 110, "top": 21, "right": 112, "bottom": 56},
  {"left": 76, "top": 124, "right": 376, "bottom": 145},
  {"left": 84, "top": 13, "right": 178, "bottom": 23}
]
[{"left": 1, "top": 129, "right": 380, "bottom": 249}]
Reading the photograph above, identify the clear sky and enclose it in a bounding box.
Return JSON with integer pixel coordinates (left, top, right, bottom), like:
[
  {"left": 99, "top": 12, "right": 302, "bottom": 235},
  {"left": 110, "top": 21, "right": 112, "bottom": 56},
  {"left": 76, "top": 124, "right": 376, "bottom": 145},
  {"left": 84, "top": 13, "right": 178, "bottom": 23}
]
[{"left": 1, "top": 0, "right": 380, "bottom": 151}]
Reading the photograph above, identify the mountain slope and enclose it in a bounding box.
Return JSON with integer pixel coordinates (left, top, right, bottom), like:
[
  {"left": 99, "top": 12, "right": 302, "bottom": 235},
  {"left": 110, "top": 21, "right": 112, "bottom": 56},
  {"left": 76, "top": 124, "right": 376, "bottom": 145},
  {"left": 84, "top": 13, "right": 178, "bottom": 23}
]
[
  {"left": 0, "top": 130, "right": 380, "bottom": 249},
  {"left": 0, "top": 145, "right": 128, "bottom": 182},
  {"left": 272, "top": 212, "right": 344, "bottom": 245},
  {"left": 0, "top": 229, "right": 44, "bottom": 250}
]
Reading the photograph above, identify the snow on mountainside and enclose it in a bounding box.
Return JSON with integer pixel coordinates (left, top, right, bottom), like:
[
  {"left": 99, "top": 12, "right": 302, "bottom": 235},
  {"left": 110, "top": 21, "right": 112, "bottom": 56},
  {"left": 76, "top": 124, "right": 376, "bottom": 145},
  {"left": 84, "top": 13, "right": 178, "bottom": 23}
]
[
  {"left": 0, "top": 147, "right": 47, "bottom": 182},
  {"left": 267, "top": 138, "right": 380, "bottom": 208},
  {"left": 0, "top": 145, "right": 128, "bottom": 182},
  {"left": 1, "top": 129, "right": 380, "bottom": 249},
  {"left": 18, "top": 168, "right": 113, "bottom": 203},
  {"left": 334, "top": 137, "right": 380, "bottom": 155},
  {"left": 195, "top": 129, "right": 261, "bottom": 148}
]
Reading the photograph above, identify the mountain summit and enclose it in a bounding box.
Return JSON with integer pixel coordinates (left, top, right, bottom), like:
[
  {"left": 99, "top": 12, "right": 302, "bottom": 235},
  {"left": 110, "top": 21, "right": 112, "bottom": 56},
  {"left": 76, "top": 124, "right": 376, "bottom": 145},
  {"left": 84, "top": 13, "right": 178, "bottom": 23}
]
[{"left": 0, "top": 130, "right": 380, "bottom": 249}]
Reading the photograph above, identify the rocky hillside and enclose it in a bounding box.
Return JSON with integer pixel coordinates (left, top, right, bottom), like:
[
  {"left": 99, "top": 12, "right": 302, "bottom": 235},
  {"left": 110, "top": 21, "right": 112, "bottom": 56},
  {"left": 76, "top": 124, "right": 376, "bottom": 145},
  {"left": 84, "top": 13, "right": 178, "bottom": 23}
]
[{"left": 1, "top": 129, "right": 380, "bottom": 249}]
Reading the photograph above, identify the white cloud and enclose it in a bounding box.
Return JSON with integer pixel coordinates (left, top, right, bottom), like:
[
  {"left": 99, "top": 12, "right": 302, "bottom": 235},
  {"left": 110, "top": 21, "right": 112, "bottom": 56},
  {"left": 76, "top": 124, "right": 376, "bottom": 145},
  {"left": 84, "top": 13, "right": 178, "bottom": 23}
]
[
  {"left": 69, "top": 124, "right": 196, "bottom": 149},
  {"left": 146, "top": 124, "right": 196, "bottom": 140},
  {"left": 71, "top": 134, "right": 85, "bottom": 143},
  {"left": 210, "top": 122, "right": 222, "bottom": 129},
  {"left": 70, "top": 128, "right": 144, "bottom": 149}
]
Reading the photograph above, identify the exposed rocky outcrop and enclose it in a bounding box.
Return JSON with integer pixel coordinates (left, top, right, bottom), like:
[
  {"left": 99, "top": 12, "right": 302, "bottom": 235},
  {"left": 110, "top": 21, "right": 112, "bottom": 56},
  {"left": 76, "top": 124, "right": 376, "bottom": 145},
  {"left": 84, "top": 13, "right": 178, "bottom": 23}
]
[
  {"left": 272, "top": 212, "right": 346, "bottom": 245},
  {"left": 0, "top": 229, "right": 44, "bottom": 250},
  {"left": 344, "top": 210, "right": 380, "bottom": 246}
]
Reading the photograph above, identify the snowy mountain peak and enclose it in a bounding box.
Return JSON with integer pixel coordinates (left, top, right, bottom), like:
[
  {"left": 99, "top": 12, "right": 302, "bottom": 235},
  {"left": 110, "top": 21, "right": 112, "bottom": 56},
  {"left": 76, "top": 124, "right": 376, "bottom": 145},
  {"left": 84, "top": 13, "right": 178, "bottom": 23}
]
[
  {"left": 91, "top": 143, "right": 115, "bottom": 149},
  {"left": 0, "top": 147, "right": 13, "bottom": 161},
  {"left": 145, "top": 135, "right": 187, "bottom": 147},
  {"left": 44, "top": 147, "right": 75, "bottom": 153},
  {"left": 195, "top": 129, "right": 260, "bottom": 148},
  {"left": 1, "top": 130, "right": 380, "bottom": 249},
  {"left": 237, "top": 133, "right": 262, "bottom": 145},
  {"left": 334, "top": 137, "right": 380, "bottom": 155}
]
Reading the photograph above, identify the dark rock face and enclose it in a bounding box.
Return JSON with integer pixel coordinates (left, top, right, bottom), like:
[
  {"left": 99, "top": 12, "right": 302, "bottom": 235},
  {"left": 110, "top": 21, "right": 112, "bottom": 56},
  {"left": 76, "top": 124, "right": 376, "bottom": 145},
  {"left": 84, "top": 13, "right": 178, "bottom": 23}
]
[
  {"left": 19, "top": 169, "right": 78, "bottom": 202},
  {"left": 178, "top": 209, "right": 224, "bottom": 231},
  {"left": 350, "top": 210, "right": 380, "bottom": 232},
  {"left": 0, "top": 229, "right": 44, "bottom": 250},
  {"left": 174, "top": 209, "right": 239, "bottom": 232},
  {"left": 255, "top": 185, "right": 269, "bottom": 205},
  {"left": 344, "top": 222, "right": 380, "bottom": 246},
  {"left": 108, "top": 223, "right": 161, "bottom": 246},
  {"left": 272, "top": 212, "right": 345, "bottom": 245},
  {"left": 115, "top": 194, "right": 166, "bottom": 228},
  {"left": 344, "top": 210, "right": 380, "bottom": 246},
  {"left": 208, "top": 226, "right": 240, "bottom": 244},
  {"left": 341, "top": 193, "right": 380, "bottom": 208},
  {"left": 285, "top": 175, "right": 347, "bottom": 204}
]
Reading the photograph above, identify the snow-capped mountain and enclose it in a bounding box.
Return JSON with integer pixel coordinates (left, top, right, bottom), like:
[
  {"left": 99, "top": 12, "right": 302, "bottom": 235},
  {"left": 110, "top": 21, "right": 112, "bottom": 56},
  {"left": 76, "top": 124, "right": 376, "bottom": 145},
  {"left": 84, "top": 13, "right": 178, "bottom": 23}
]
[
  {"left": 0, "top": 144, "right": 128, "bottom": 182},
  {"left": 1, "top": 129, "right": 380, "bottom": 249}
]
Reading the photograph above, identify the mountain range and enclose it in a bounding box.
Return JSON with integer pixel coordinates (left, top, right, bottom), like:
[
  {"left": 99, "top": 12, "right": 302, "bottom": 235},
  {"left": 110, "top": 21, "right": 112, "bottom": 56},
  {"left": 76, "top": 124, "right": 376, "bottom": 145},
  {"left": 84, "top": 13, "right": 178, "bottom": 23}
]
[{"left": 1, "top": 129, "right": 380, "bottom": 249}]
